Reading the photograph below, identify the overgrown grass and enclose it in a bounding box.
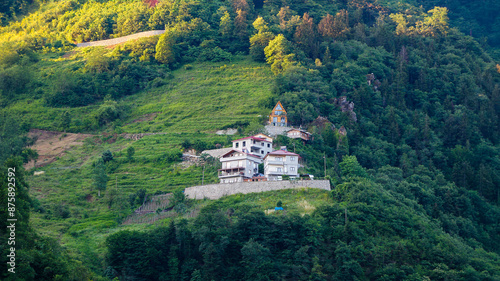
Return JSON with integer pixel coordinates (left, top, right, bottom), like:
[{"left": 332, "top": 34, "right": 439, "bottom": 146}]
[{"left": 23, "top": 55, "right": 279, "bottom": 275}]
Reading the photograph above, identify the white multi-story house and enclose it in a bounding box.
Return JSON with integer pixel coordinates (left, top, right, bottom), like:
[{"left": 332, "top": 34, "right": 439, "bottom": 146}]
[
  {"left": 264, "top": 150, "right": 300, "bottom": 181},
  {"left": 218, "top": 150, "right": 262, "bottom": 183},
  {"left": 232, "top": 136, "right": 273, "bottom": 157}
]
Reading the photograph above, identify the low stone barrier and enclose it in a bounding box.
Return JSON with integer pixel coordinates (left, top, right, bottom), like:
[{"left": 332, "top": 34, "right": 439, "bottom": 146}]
[{"left": 184, "top": 180, "right": 331, "bottom": 200}]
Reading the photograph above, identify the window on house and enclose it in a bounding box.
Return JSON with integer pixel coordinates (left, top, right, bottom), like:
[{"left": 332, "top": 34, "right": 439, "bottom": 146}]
[
  {"left": 261, "top": 151, "right": 264, "bottom": 154},
  {"left": 235, "top": 142, "right": 239, "bottom": 148},
  {"left": 290, "top": 157, "right": 295, "bottom": 161},
  {"left": 261, "top": 142, "right": 264, "bottom": 146},
  {"left": 275, "top": 157, "right": 282, "bottom": 161},
  {"left": 267, "top": 144, "right": 270, "bottom": 148},
  {"left": 277, "top": 167, "right": 282, "bottom": 172},
  {"left": 273, "top": 117, "right": 277, "bottom": 122},
  {"left": 243, "top": 141, "right": 246, "bottom": 147},
  {"left": 291, "top": 167, "right": 295, "bottom": 171}
]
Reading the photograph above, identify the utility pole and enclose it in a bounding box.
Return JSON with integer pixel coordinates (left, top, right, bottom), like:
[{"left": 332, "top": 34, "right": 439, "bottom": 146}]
[{"left": 324, "top": 152, "right": 326, "bottom": 178}]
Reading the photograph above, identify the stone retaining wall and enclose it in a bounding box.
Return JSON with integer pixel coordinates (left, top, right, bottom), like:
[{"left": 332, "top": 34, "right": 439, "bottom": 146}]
[{"left": 184, "top": 180, "right": 331, "bottom": 200}]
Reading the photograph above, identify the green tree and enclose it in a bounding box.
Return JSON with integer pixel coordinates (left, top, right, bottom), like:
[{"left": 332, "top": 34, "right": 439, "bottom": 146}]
[
  {"left": 155, "top": 30, "right": 177, "bottom": 64},
  {"left": 60, "top": 111, "right": 71, "bottom": 132},
  {"left": 219, "top": 11, "right": 232, "bottom": 37},
  {"left": 250, "top": 18, "right": 275, "bottom": 61},
  {"left": 93, "top": 159, "right": 108, "bottom": 197},
  {"left": 252, "top": 16, "right": 269, "bottom": 34},
  {"left": 241, "top": 239, "right": 277, "bottom": 280},
  {"left": 389, "top": 13, "right": 409, "bottom": 35},
  {"left": 339, "top": 155, "right": 367, "bottom": 178},
  {"left": 126, "top": 146, "right": 135, "bottom": 162},
  {"left": 102, "top": 150, "right": 113, "bottom": 163},
  {"left": 424, "top": 7, "right": 449, "bottom": 36},
  {"left": 264, "top": 34, "right": 296, "bottom": 75},
  {"left": 21, "top": 148, "right": 38, "bottom": 166}
]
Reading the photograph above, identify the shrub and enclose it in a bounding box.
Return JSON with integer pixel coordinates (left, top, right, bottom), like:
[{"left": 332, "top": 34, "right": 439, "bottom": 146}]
[{"left": 102, "top": 150, "right": 113, "bottom": 163}]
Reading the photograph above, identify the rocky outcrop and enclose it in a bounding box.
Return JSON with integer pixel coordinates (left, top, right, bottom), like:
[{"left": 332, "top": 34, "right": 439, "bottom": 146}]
[{"left": 334, "top": 96, "right": 357, "bottom": 122}]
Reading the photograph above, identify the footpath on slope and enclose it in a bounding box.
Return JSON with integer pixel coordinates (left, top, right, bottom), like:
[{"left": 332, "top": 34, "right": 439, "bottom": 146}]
[{"left": 76, "top": 30, "right": 165, "bottom": 47}]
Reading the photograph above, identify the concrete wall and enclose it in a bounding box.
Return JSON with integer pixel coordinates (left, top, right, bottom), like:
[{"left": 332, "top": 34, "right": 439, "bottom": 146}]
[{"left": 184, "top": 180, "right": 331, "bottom": 200}]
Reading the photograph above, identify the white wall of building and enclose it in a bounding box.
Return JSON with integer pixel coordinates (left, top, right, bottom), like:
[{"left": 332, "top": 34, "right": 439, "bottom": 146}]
[{"left": 264, "top": 154, "right": 299, "bottom": 180}]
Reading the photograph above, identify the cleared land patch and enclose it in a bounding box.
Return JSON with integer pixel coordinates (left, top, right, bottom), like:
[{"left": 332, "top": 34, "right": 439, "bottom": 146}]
[{"left": 26, "top": 129, "right": 92, "bottom": 169}]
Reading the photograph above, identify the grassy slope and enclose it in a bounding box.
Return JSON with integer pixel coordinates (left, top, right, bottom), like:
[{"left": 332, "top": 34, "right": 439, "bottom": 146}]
[{"left": 23, "top": 55, "right": 282, "bottom": 273}]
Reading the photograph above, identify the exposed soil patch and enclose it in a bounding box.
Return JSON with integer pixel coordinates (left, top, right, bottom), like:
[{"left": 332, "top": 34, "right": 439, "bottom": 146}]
[
  {"left": 85, "top": 194, "right": 94, "bottom": 202},
  {"left": 61, "top": 50, "right": 76, "bottom": 58},
  {"left": 25, "top": 129, "right": 93, "bottom": 169},
  {"left": 130, "top": 112, "right": 159, "bottom": 124}
]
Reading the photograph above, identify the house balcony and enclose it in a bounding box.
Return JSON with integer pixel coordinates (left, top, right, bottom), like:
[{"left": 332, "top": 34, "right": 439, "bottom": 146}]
[
  {"left": 250, "top": 144, "right": 263, "bottom": 150},
  {"left": 218, "top": 167, "right": 245, "bottom": 178},
  {"left": 219, "top": 172, "right": 245, "bottom": 178}
]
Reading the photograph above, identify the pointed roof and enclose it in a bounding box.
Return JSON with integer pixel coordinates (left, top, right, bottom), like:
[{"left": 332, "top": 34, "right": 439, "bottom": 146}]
[{"left": 272, "top": 101, "right": 287, "bottom": 113}]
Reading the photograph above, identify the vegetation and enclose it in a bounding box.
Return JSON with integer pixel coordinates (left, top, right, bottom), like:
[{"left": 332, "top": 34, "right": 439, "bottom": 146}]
[{"left": 0, "top": 0, "right": 499, "bottom": 279}]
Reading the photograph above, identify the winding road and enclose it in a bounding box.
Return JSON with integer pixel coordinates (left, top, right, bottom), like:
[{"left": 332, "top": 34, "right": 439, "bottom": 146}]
[{"left": 76, "top": 30, "right": 165, "bottom": 47}]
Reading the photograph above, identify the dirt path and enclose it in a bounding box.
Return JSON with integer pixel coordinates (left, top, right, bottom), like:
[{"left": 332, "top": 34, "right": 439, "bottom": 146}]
[
  {"left": 76, "top": 30, "right": 165, "bottom": 48},
  {"left": 25, "top": 129, "right": 92, "bottom": 169}
]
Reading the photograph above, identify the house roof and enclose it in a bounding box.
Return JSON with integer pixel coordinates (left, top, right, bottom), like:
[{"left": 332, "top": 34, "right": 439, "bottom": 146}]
[
  {"left": 201, "top": 147, "right": 233, "bottom": 158},
  {"left": 252, "top": 133, "right": 273, "bottom": 141},
  {"left": 286, "top": 128, "right": 311, "bottom": 135},
  {"left": 232, "top": 136, "right": 271, "bottom": 143},
  {"left": 264, "top": 150, "right": 300, "bottom": 159},
  {"left": 272, "top": 101, "right": 287, "bottom": 113},
  {"left": 221, "top": 149, "right": 261, "bottom": 159}
]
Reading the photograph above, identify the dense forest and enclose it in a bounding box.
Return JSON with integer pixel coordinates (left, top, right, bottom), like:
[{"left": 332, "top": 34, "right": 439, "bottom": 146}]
[{"left": 0, "top": 0, "right": 499, "bottom": 280}]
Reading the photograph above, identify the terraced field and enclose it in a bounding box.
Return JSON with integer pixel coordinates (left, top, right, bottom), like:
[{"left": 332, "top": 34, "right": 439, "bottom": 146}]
[{"left": 25, "top": 56, "right": 274, "bottom": 269}]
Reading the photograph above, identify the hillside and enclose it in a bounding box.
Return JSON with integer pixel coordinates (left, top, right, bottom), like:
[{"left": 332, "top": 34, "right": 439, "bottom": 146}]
[{"left": 0, "top": 0, "right": 500, "bottom": 280}]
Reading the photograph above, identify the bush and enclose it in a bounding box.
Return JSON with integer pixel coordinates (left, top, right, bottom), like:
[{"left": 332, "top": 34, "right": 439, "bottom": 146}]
[
  {"left": 54, "top": 204, "right": 71, "bottom": 219},
  {"left": 102, "top": 150, "right": 114, "bottom": 163},
  {"left": 94, "top": 100, "right": 123, "bottom": 127},
  {"left": 126, "top": 146, "right": 135, "bottom": 161}
]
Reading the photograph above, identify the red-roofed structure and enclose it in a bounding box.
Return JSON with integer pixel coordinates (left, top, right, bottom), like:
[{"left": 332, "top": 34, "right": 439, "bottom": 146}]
[
  {"left": 218, "top": 149, "right": 262, "bottom": 183},
  {"left": 264, "top": 149, "right": 300, "bottom": 181},
  {"left": 232, "top": 135, "right": 273, "bottom": 157}
]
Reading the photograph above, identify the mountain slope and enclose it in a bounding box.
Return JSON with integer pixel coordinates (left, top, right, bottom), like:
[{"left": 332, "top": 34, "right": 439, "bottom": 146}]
[{"left": 0, "top": 0, "right": 499, "bottom": 280}]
